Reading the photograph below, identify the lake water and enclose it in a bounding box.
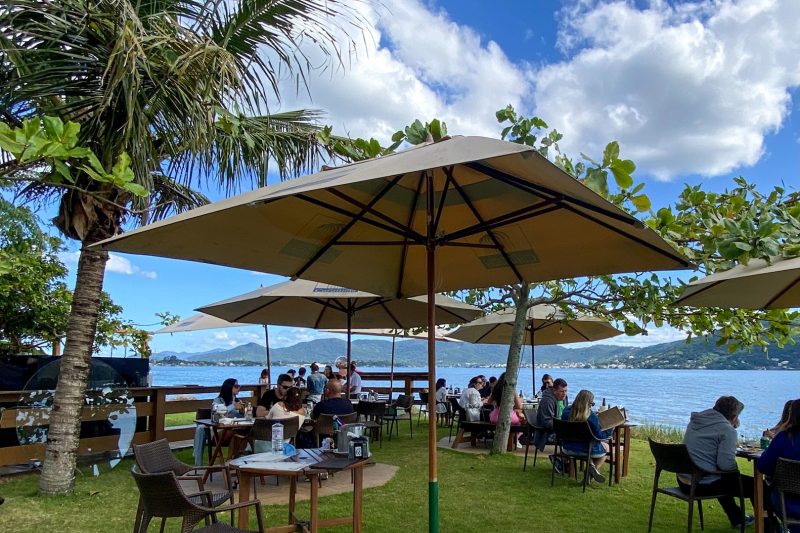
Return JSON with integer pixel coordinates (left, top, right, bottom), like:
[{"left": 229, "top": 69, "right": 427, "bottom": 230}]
[{"left": 152, "top": 365, "right": 799, "bottom": 439}]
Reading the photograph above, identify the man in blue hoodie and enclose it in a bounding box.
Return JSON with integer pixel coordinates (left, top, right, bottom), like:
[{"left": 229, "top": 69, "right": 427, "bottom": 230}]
[{"left": 682, "top": 395, "right": 754, "bottom": 529}]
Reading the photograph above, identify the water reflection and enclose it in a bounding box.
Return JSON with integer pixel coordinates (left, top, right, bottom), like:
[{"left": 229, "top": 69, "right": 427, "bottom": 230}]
[{"left": 15, "top": 359, "right": 137, "bottom": 475}]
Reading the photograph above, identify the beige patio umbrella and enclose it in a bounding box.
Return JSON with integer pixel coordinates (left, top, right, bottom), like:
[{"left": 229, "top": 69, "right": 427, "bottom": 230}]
[
  {"left": 95, "top": 135, "right": 690, "bottom": 532},
  {"left": 196, "top": 279, "right": 481, "bottom": 391},
  {"left": 673, "top": 256, "right": 800, "bottom": 309},
  {"left": 152, "top": 313, "right": 276, "bottom": 385},
  {"left": 324, "top": 327, "right": 461, "bottom": 401},
  {"left": 447, "top": 305, "right": 623, "bottom": 392}
]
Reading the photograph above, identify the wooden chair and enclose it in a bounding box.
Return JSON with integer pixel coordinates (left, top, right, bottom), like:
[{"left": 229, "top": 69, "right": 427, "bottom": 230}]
[
  {"left": 383, "top": 394, "right": 414, "bottom": 441},
  {"left": 312, "top": 412, "right": 357, "bottom": 446},
  {"left": 647, "top": 438, "right": 745, "bottom": 532},
  {"left": 131, "top": 467, "right": 263, "bottom": 533},
  {"left": 551, "top": 419, "right": 614, "bottom": 493},
  {"left": 771, "top": 457, "right": 800, "bottom": 532}
]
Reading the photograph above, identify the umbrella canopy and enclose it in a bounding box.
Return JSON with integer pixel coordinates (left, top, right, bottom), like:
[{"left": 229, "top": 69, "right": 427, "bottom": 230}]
[
  {"left": 197, "top": 279, "right": 481, "bottom": 328},
  {"left": 151, "top": 312, "right": 274, "bottom": 385},
  {"left": 95, "top": 135, "right": 690, "bottom": 532},
  {"left": 152, "top": 313, "right": 246, "bottom": 334},
  {"left": 447, "top": 305, "right": 623, "bottom": 390},
  {"left": 673, "top": 256, "right": 800, "bottom": 310}
]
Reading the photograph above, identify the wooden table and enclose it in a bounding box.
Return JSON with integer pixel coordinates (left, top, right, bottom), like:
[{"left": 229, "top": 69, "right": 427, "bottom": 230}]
[
  {"left": 451, "top": 421, "right": 526, "bottom": 451},
  {"left": 195, "top": 418, "right": 253, "bottom": 481},
  {"left": 611, "top": 423, "right": 636, "bottom": 483},
  {"left": 737, "top": 448, "right": 765, "bottom": 533},
  {"left": 232, "top": 449, "right": 369, "bottom": 532}
]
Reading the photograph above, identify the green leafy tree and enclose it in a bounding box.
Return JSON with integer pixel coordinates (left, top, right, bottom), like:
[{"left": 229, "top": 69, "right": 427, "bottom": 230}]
[{"left": 1, "top": 0, "right": 363, "bottom": 495}]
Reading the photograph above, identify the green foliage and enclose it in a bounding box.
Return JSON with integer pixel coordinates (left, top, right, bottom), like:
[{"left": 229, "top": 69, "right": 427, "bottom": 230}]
[{"left": 0, "top": 118, "right": 147, "bottom": 197}]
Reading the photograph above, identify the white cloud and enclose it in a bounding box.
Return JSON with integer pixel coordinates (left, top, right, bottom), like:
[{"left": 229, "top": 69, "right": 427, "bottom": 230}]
[
  {"left": 563, "top": 323, "right": 686, "bottom": 349},
  {"left": 275, "top": 0, "right": 529, "bottom": 143},
  {"left": 534, "top": 0, "right": 800, "bottom": 179},
  {"left": 58, "top": 251, "right": 157, "bottom": 279}
]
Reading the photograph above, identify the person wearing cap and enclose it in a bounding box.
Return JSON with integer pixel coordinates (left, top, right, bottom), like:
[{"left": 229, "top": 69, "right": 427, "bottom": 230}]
[{"left": 306, "top": 362, "right": 328, "bottom": 403}]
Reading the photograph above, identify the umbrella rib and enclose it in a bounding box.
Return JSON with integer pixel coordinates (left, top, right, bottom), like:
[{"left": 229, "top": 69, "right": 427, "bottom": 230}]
[
  {"left": 475, "top": 323, "right": 502, "bottom": 344},
  {"left": 231, "top": 297, "right": 282, "bottom": 323},
  {"left": 449, "top": 177, "right": 525, "bottom": 283},
  {"left": 465, "top": 161, "right": 639, "bottom": 227},
  {"left": 433, "top": 168, "right": 454, "bottom": 235},
  {"left": 293, "top": 177, "right": 410, "bottom": 278},
  {"left": 294, "top": 194, "right": 410, "bottom": 240},
  {"left": 443, "top": 201, "right": 562, "bottom": 242},
  {"left": 377, "top": 301, "right": 404, "bottom": 329},
  {"left": 565, "top": 322, "right": 591, "bottom": 342},
  {"left": 763, "top": 275, "right": 799, "bottom": 308},
  {"left": 397, "top": 173, "right": 426, "bottom": 298},
  {"left": 327, "top": 188, "right": 423, "bottom": 240},
  {"left": 560, "top": 203, "right": 692, "bottom": 267}
]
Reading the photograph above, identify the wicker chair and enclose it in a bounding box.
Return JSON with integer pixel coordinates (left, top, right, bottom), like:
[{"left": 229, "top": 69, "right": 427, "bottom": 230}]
[
  {"left": 131, "top": 467, "right": 264, "bottom": 533},
  {"left": 134, "top": 438, "right": 235, "bottom": 528},
  {"left": 647, "top": 439, "right": 745, "bottom": 533},
  {"left": 772, "top": 457, "right": 800, "bottom": 532},
  {"left": 312, "top": 412, "right": 357, "bottom": 446}
]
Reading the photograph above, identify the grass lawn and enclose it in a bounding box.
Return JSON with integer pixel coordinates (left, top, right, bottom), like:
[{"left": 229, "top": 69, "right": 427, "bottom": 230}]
[{"left": 0, "top": 419, "right": 758, "bottom": 532}]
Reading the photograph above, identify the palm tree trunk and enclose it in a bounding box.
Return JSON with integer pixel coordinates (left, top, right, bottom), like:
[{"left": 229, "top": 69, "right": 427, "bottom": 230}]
[
  {"left": 491, "top": 283, "right": 530, "bottom": 455},
  {"left": 38, "top": 242, "right": 108, "bottom": 495}
]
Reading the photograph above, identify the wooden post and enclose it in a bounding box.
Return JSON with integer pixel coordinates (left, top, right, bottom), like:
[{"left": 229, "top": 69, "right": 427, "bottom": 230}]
[{"left": 151, "top": 388, "right": 166, "bottom": 441}]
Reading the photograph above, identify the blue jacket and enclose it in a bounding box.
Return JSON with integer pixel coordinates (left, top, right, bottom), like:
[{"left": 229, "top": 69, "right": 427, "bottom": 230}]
[
  {"left": 757, "top": 430, "right": 800, "bottom": 523},
  {"left": 560, "top": 406, "right": 612, "bottom": 456}
]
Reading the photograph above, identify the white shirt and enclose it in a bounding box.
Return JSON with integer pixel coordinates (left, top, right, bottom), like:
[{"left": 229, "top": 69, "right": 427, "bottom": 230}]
[{"left": 348, "top": 372, "right": 362, "bottom": 394}]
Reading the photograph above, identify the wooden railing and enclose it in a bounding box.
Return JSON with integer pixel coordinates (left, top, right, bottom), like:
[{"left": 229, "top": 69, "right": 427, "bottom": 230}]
[{"left": 0, "top": 372, "right": 428, "bottom": 468}]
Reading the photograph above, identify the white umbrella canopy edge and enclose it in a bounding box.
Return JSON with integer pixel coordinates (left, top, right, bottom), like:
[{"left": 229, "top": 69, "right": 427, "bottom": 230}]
[{"left": 673, "top": 255, "right": 800, "bottom": 309}]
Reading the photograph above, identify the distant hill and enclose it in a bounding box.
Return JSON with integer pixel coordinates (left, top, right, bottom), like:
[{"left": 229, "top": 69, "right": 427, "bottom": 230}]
[{"left": 152, "top": 335, "right": 800, "bottom": 370}]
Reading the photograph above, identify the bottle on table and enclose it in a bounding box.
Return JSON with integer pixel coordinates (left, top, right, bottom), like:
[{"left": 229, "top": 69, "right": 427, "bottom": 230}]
[{"left": 271, "top": 422, "right": 284, "bottom": 453}]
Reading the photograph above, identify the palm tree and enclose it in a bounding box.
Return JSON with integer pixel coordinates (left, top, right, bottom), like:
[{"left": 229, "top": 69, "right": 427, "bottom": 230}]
[{"left": 0, "top": 0, "right": 362, "bottom": 495}]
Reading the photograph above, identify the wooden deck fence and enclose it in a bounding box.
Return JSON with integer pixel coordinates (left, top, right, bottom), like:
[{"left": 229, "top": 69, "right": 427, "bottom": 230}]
[{"left": 0, "top": 371, "right": 428, "bottom": 469}]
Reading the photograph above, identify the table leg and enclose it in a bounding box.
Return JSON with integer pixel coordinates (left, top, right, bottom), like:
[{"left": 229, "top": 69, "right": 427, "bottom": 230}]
[
  {"left": 204, "top": 428, "right": 227, "bottom": 483},
  {"left": 622, "top": 426, "right": 631, "bottom": 477},
  {"left": 753, "top": 462, "right": 764, "bottom": 533},
  {"left": 288, "top": 476, "right": 297, "bottom": 524},
  {"left": 353, "top": 465, "right": 363, "bottom": 533},
  {"left": 614, "top": 426, "right": 621, "bottom": 483},
  {"left": 309, "top": 473, "right": 319, "bottom": 533},
  {"left": 238, "top": 470, "right": 252, "bottom": 530}
]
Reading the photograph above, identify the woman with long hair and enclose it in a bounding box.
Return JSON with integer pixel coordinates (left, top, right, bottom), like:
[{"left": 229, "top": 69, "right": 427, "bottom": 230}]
[
  {"left": 259, "top": 368, "right": 269, "bottom": 385},
  {"left": 212, "top": 378, "right": 243, "bottom": 417},
  {"left": 764, "top": 399, "right": 795, "bottom": 438},
  {"left": 323, "top": 365, "right": 335, "bottom": 380},
  {"left": 266, "top": 386, "right": 307, "bottom": 426},
  {"left": 488, "top": 372, "right": 525, "bottom": 448},
  {"left": 561, "top": 389, "right": 612, "bottom": 482},
  {"left": 758, "top": 399, "right": 800, "bottom": 529},
  {"left": 434, "top": 378, "right": 448, "bottom": 424}
]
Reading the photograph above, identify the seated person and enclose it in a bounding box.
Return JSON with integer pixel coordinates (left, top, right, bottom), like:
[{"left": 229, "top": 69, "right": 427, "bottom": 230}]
[
  {"left": 537, "top": 373, "right": 553, "bottom": 398},
  {"left": 311, "top": 380, "right": 355, "bottom": 420},
  {"left": 255, "top": 373, "right": 294, "bottom": 417},
  {"left": 211, "top": 378, "right": 244, "bottom": 418},
  {"left": 488, "top": 372, "right": 525, "bottom": 448},
  {"left": 479, "top": 375, "right": 494, "bottom": 399},
  {"left": 683, "top": 396, "right": 754, "bottom": 529},
  {"left": 435, "top": 378, "right": 449, "bottom": 422},
  {"left": 533, "top": 378, "right": 568, "bottom": 451},
  {"left": 758, "top": 398, "right": 800, "bottom": 531},
  {"left": 459, "top": 376, "right": 487, "bottom": 422},
  {"left": 266, "top": 386, "right": 306, "bottom": 426},
  {"left": 561, "top": 390, "right": 611, "bottom": 483},
  {"left": 765, "top": 399, "right": 794, "bottom": 439}
]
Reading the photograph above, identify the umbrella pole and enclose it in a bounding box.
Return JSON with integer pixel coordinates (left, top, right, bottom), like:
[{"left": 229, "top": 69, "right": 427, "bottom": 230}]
[
  {"left": 389, "top": 335, "right": 396, "bottom": 402},
  {"left": 530, "top": 328, "right": 535, "bottom": 396},
  {"left": 346, "top": 308, "right": 352, "bottom": 399},
  {"left": 426, "top": 175, "right": 439, "bottom": 533},
  {"left": 264, "top": 325, "right": 271, "bottom": 387}
]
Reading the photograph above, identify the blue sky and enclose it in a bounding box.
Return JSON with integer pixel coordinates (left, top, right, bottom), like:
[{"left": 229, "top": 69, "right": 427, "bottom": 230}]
[{"left": 53, "top": 0, "right": 800, "bottom": 355}]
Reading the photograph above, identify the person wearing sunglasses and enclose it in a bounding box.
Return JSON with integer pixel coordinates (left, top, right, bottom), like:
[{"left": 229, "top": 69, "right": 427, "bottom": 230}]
[
  {"left": 255, "top": 373, "right": 295, "bottom": 418},
  {"left": 212, "top": 378, "right": 244, "bottom": 418}
]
